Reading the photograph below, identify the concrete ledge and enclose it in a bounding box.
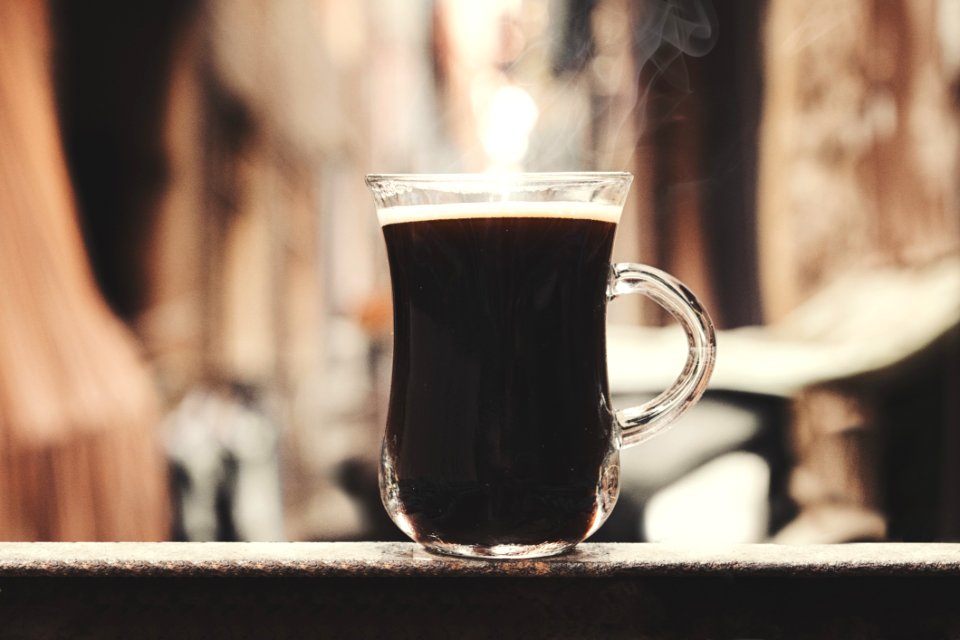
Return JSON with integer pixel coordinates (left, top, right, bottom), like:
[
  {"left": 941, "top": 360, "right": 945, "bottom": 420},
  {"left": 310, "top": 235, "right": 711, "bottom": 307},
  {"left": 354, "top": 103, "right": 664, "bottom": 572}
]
[
  {"left": 2, "top": 543, "right": 959, "bottom": 638},
  {"left": 1, "top": 542, "right": 958, "bottom": 578}
]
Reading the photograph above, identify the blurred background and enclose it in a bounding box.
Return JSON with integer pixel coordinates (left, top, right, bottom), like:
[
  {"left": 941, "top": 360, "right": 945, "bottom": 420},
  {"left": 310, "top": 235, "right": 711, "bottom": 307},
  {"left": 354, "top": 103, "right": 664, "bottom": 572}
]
[{"left": 1, "top": 0, "right": 957, "bottom": 544}]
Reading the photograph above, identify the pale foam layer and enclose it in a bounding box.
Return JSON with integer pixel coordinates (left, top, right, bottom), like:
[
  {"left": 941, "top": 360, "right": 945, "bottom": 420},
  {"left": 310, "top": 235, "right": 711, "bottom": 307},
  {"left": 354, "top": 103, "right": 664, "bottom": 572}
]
[{"left": 377, "top": 201, "right": 622, "bottom": 226}]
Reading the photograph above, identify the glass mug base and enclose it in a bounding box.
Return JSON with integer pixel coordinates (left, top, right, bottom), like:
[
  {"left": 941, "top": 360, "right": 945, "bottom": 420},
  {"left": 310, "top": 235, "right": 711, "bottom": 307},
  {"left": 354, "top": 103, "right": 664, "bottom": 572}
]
[
  {"left": 386, "top": 509, "right": 614, "bottom": 560},
  {"left": 381, "top": 449, "right": 621, "bottom": 560},
  {"left": 422, "top": 540, "right": 578, "bottom": 560}
]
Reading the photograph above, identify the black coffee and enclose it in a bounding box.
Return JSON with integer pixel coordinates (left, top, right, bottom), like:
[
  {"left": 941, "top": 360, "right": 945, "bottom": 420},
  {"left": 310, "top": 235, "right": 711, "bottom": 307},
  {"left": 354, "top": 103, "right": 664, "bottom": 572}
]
[{"left": 381, "top": 211, "right": 618, "bottom": 549}]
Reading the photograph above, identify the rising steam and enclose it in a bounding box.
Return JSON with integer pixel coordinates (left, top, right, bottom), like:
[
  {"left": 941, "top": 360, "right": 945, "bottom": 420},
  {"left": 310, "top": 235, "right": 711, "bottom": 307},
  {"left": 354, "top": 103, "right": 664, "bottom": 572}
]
[
  {"left": 635, "top": 0, "right": 718, "bottom": 93},
  {"left": 530, "top": 0, "right": 719, "bottom": 169},
  {"left": 626, "top": 0, "right": 719, "bottom": 151},
  {"left": 595, "top": 0, "right": 719, "bottom": 168},
  {"left": 443, "top": 0, "right": 719, "bottom": 170}
]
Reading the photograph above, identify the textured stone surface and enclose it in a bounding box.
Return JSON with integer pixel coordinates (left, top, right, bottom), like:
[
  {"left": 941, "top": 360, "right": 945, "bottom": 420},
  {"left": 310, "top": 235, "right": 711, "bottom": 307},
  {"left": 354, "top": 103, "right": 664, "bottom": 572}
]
[
  {"left": 0, "top": 542, "right": 957, "bottom": 577},
  {"left": 1, "top": 543, "right": 958, "bottom": 638}
]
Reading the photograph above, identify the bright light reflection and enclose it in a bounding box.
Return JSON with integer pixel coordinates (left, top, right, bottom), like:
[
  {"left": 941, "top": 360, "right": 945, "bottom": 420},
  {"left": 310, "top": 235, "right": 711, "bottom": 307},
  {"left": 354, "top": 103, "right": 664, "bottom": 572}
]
[{"left": 481, "top": 84, "right": 539, "bottom": 170}]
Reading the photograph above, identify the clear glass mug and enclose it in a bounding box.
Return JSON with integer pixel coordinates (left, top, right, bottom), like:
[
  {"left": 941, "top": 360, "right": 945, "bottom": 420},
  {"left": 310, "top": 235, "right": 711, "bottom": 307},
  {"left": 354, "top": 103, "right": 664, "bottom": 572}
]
[{"left": 366, "top": 172, "right": 716, "bottom": 558}]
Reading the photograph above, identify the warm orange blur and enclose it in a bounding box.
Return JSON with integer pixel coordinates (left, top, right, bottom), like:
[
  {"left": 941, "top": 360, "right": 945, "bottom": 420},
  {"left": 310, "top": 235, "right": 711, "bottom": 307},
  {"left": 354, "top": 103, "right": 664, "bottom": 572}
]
[
  {"left": 0, "top": 0, "right": 168, "bottom": 540},
  {"left": 0, "top": 0, "right": 957, "bottom": 543}
]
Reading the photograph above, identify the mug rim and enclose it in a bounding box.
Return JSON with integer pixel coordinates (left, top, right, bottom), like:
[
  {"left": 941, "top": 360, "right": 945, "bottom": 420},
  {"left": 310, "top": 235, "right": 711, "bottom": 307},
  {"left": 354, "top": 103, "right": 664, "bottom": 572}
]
[{"left": 366, "top": 171, "right": 632, "bottom": 185}]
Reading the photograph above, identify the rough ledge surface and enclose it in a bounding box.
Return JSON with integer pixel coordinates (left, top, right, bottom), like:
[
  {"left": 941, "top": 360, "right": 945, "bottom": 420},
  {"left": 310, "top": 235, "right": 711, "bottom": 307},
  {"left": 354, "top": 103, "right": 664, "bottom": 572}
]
[{"left": 0, "top": 542, "right": 957, "bottom": 578}]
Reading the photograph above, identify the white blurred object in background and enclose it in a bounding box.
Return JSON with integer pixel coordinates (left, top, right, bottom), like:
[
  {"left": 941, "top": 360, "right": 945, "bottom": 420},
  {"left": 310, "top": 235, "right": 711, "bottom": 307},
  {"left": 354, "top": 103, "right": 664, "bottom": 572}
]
[{"left": 644, "top": 452, "right": 771, "bottom": 544}]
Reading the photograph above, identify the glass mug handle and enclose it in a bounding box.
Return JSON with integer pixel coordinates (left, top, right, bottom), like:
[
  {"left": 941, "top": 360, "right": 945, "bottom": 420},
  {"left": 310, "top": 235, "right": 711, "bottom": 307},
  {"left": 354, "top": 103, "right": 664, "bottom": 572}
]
[{"left": 608, "top": 263, "right": 717, "bottom": 448}]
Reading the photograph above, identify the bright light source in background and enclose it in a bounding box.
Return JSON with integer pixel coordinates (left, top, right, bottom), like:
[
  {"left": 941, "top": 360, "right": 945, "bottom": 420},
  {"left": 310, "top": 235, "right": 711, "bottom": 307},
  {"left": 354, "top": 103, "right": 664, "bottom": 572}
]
[
  {"left": 479, "top": 84, "right": 539, "bottom": 170},
  {"left": 438, "top": 0, "right": 543, "bottom": 171},
  {"left": 644, "top": 452, "right": 771, "bottom": 544}
]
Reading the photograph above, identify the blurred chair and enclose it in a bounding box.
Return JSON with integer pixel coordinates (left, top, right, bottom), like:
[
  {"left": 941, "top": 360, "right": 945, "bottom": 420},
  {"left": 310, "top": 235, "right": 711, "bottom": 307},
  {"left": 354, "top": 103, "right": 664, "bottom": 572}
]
[{"left": 605, "top": 257, "right": 960, "bottom": 542}]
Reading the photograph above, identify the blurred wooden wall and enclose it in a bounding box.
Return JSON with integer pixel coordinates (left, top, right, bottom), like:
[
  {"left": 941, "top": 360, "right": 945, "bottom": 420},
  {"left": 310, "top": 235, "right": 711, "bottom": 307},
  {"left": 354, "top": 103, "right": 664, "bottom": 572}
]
[
  {"left": 758, "top": 0, "right": 960, "bottom": 542},
  {"left": 759, "top": 0, "right": 960, "bottom": 321}
]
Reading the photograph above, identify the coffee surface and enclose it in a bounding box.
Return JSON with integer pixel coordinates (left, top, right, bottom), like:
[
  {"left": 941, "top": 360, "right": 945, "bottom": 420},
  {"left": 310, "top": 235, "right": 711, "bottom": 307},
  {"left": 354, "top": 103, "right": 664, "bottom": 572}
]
[
  {"left": 377, "top": 201, "right": 621, "bottom": 226},
  {"left": 381, "top": 210, "right": 618, "bottom": 547}
]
